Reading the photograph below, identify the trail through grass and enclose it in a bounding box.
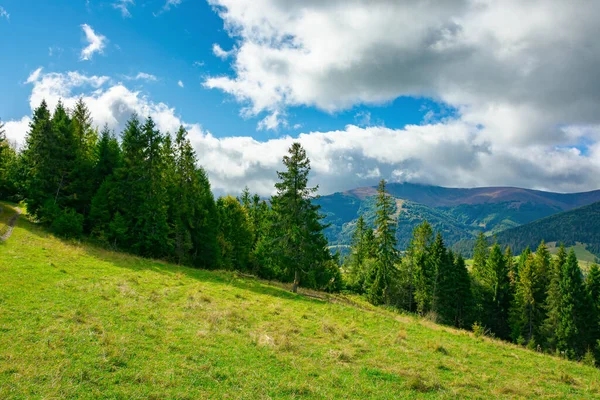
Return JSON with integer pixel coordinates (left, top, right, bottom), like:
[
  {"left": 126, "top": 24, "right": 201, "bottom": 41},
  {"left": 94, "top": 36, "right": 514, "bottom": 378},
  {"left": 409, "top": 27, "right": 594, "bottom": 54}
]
[{"left": 0, "top": 202, "right": 599, "bottom": 399}]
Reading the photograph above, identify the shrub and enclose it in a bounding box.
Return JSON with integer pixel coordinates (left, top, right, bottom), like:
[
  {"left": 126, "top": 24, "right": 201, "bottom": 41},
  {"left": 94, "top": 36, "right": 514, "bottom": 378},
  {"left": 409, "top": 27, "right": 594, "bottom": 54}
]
[{"left": 51, "top": 208, "right": 83, "bottom": 238}]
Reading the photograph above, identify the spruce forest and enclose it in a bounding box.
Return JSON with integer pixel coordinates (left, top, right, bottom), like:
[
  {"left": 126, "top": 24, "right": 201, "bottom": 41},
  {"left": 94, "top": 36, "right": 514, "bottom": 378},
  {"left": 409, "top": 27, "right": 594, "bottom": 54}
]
[{"left": 1, "top": 99, "right": 599, "bottom": 368}]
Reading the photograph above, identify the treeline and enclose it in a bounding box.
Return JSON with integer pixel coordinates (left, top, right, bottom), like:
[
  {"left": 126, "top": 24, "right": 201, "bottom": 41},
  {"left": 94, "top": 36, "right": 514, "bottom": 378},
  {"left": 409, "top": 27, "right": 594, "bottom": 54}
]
[
  {"left": 0, "top": 100, "right": 340, "bottom": 291},
  {"left": 344, "top": 181, "right": 600, "bottom": 364},
  {"left": 2, "top": 101, "right": 599, "bottom": 364}
]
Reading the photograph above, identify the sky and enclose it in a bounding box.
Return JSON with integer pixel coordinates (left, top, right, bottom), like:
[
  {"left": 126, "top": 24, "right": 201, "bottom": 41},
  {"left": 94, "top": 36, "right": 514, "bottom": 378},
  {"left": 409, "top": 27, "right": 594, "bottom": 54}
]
[{"left": 1, "top": 0, "right": 600, "bottom": 196}]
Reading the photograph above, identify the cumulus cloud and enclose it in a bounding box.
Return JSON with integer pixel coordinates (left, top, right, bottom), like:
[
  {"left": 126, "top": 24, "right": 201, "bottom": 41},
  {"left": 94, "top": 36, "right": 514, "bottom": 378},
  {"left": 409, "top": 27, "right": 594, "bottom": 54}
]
[
  {"left": 204, "top": 0, "right": 600, "bottom": 148},
  {"left": 5, "top": 68, "right": 600, "bottom": 196},
  {"left": 178, "top": 80, "right": 184, "bottom": 88},
  {"left": 80, "top": 24, "right": 107, "bottom": 61},
  {"left": 113, "top": 0, "right": 134, "bottom": 18}
]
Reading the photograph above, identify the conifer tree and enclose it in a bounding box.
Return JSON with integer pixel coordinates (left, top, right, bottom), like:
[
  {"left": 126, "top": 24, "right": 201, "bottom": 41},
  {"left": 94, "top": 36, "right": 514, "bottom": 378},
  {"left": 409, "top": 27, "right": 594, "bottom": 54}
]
[
  {"left": 409, "top": 221, "right": 434, "bottom": 313},
  {"left": 270, "top": 142, "right": 334, "bottom": 292},
  {"left": 585, "top": 263, "right": 600, "bottom": 357},
  {"left": 543, "top": 244, "right": 566, "bottom": 349},
  {"left": 366, "top": 179, "right": 398, "bottom": 305},
  {"left": 431, "top": 234, "right": 454, "bottom": 323},
  {"left": 454, "top": 254, "right": 473, "bottom": 329},
  {"left": 22, "top": 100, "right": 55, "bottom": 218},
  {"left": 68, "top": 98, "right": 98, "bottom": 218},
  {"left": 556, "top": 249, "right": 588, "bottom": 358},
  {"left": 486, "top": 243, "right": 511, "bottom": 339},
  {"left": 509, "top": 253, "right": 544, "bottom": 345},
  {"left": 0, "top": 118, "right": 19, "bottom": 199}
]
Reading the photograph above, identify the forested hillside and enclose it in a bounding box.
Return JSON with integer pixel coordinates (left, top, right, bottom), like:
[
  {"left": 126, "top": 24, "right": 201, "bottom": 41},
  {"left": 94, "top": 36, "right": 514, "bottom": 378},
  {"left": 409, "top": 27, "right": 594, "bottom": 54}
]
[
  {"left": 495, "top": 201, "right": 600, "bottom": 257},
  {"left": 317, "top": 183, "right": 600, "bottom": 254}
]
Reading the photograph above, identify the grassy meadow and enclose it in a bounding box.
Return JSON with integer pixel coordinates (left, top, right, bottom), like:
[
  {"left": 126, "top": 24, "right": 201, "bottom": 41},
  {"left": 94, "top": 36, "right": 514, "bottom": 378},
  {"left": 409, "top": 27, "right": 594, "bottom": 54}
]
[{"left": 1, "top": 202, "right": 599, "bottom": 399}]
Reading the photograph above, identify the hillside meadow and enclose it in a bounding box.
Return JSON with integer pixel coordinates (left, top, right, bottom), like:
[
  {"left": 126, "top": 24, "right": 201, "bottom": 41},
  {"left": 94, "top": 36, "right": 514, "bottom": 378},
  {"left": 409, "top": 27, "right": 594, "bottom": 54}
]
[{"left": 0, "top": 202, "right": 599, "bottom": 399}]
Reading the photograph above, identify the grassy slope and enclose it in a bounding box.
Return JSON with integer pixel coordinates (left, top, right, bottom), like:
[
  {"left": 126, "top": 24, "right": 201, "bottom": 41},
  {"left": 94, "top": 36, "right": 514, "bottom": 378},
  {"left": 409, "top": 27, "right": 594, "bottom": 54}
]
[{"left": 1, "top": 203, "right": 599, "bottom": 399}]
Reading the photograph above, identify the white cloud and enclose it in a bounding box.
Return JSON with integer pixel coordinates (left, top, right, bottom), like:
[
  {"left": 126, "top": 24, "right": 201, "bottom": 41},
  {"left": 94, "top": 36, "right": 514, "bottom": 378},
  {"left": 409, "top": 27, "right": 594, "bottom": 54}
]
[
  {"left": 80, "top": 24, "right": 107, "bottom": 61},
  {"left": 205, "top": 0, "right": 600, "bottom": 143},
  {"left": 3, "top": 117, "right": 31, "bottom": 148},
  {"left": 129, "top": 72, "right": 158, "bottom": 81},
  {"left": 0, "top": 6, "right": 9, "bottom": 20},
  {"left": 178, "top": 80, "right": 184, "bottom": 88},
  {"left": 212, "top": 43, "right": 232, "bottom": 60},
  {"left": 7, "top": 68, "right": 600, "bottom": 197},
  {"left": 113, "top": 0, "right": 134, "bottom": 18},
  {"left": 193, "top": 61, "right": 205, "bottom": 67}
]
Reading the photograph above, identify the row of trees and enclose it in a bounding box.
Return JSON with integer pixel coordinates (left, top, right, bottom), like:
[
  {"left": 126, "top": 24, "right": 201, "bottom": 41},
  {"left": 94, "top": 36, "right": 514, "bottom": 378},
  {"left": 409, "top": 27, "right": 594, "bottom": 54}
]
[
  {"left": 0, "top": 100, "right": 339, "bottom": 292},
  {"left": 344, "top": 183, "right": 600, "bottom": 361},
  {"left": 2, "top": 101, "right": 598, "bottom": 363}
]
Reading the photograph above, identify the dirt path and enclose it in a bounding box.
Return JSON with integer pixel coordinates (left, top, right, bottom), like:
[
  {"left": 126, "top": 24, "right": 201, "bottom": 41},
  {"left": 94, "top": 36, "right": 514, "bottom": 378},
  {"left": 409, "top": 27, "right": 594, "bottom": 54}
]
[{"left": 0, "top": 207, "right": 22, "bottom": 242}]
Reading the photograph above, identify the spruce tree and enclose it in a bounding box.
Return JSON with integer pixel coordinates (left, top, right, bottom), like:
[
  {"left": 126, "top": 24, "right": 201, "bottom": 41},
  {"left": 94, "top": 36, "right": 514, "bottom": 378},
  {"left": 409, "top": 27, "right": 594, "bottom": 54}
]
[
  {"left": 543, "top": 244, "right": 567, "bottom": 350},
  {"left": 347, "top": 215, "right": 369, "bottom": 292},
  {"left": 556, "top": 249, "right": 587, "bottom": 358},
  {"left": 22, "top": 100, "right": 55, "bottom": 218},
  {"left": 486, "top": 243, "right": 511, "bottom": 339},
  {"left": 585, "top": 263, "right": 600, "bottom": 357},
  {"left": 509, "top": 253, "right": 544, "bottom": 345},
  {"left": 270, "top": 142, "right": 334, "bottom": 292},
  {"left": 409, "top": 221, "right": 434, "bottom": 314},
  {"left": 365, "top": 179, "right": 398, "bottom": 305},
  {"left": 454, "top": 254, "right": 473, "bottom": 329}
]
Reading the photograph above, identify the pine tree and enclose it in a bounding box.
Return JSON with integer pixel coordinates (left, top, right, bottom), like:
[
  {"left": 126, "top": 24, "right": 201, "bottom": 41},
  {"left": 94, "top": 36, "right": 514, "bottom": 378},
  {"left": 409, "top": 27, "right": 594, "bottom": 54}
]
[
  {"left": 509, "top": 253, "right": 544, "bottom": 345},
  {"left": 585, "top": 263, "right": 600, "bottom": 357},
  {"left": 22, "top": 100, "right": 56, "bottom": 218},
  {"left": 270, "top": 142, "right": 335, "bottom": 292},
  {"left": 191, "top": 167, "right": 220, "bottom": 269},
  {"left": 454, "top": 254, "right": 473, "bottom": 329},
  {"left": 543, "top": 244, "right": 567, "bottom": 350},
  {"left": 217, "top": 195, "right": 253, "bottom": 270},
  {"left": 68, "top": 98, "right": 98, "bottom": 218},
  {"left": 556, "top": 249, "right": 588, "bottom": 358},
  {"left": 366, "top": 179, "right": 398, "bottom": 305},
  {"left": 95, "top": 125, "right": 121, "bottom": 184},
  {"left": 432, "top": 234, "right": 454, "bottom": 323},
  {"left": 409, "top": 221, "right": 434, "bottom": 314},
  {"left": 486, "top": 243, "right": 511, "bottom": 339}
]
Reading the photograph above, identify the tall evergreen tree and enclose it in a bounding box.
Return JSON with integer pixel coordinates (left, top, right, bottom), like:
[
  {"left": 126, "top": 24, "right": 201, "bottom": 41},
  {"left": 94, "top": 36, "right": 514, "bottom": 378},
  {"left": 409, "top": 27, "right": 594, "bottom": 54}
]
[
  {"left": 270, "top": 142, "right": 335, "bottom": 292},
  {"left": 485, "top": 243, "right": 511, "bottom": 339},
  {"left": 543, "top": 244, "right": 567, "bottom": 349},
  {"left": 68, "top": 98, "right": 98, "bottom": 218},
  {"left": 409, "top": 221, "right": 434, "bottom": 314},
  {"left": 509, "top": 252, "right": 544, "bottom": 345},
  {"left": 585, "top": 263, "right": 600, "bottom": 357},
  {"left": 556, "top": 249, "right": 588, "bottom": 358},
  {"left": 366, "top": 179, "right": 398, "bottom": 305}
]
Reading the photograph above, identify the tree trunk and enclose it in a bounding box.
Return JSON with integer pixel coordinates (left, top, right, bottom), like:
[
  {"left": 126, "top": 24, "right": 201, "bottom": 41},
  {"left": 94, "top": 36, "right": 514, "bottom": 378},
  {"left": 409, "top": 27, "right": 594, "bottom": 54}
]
[{"left": 292, "top": 269, "right": 300, "bottom": 293}]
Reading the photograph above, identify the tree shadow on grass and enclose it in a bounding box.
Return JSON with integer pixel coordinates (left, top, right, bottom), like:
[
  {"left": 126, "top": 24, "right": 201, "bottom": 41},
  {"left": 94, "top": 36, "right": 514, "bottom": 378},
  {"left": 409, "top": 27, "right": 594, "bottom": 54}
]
[{"left": 13, "top": 215, "right": 321, "bottom": 305}]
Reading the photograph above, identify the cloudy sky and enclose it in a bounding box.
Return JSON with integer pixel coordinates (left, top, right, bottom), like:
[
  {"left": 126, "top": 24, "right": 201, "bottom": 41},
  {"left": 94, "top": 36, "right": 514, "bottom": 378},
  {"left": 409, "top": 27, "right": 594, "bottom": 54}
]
[{"left": 2, "top": 0, "right": 600, "bottom": 195}]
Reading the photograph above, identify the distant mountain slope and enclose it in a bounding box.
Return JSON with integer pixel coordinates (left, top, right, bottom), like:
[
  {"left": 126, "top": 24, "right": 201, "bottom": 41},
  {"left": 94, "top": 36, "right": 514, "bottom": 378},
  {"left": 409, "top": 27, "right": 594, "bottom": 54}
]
[
  {"left": 494, "top": 201, "right": 600, "bottom": 257},
  {"left": 316, "top": 183, "right": 600, "bottom": 254}
]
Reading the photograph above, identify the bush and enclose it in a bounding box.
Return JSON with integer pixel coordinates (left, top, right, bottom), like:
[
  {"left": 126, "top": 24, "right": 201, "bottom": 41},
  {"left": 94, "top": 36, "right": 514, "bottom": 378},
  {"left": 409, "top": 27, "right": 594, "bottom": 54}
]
[{"left": 51, "top": 208, "right": 84, "bottom": 238}]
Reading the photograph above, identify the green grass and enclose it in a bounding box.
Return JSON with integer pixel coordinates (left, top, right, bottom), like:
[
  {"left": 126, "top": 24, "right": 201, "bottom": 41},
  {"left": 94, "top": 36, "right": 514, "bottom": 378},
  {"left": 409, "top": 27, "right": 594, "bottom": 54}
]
[
  {"left": 1, "top": 202, "right": 600, "bottom": 399},
  {"left": 547, "top": 242, "right": 598, "bottom": 270}
]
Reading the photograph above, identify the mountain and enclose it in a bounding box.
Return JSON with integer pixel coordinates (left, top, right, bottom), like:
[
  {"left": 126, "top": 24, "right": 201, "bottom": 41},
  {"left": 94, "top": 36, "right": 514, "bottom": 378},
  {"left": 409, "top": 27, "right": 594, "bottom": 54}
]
[
  {"left": 316, "top": 183, "right": 600, "bottom": 255},
  {"left": 494, "top": 201, "right": 600, "bottom": 258}
]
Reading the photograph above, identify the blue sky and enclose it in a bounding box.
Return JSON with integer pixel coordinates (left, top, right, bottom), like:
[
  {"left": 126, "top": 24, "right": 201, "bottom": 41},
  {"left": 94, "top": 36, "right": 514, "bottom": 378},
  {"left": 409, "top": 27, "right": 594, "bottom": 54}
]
[
  {"left": 1, "top": 1, "right": 600, "bottom": 196},
  {"left": 0, "top": 0, "right": 444, "bottom": 141}
]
